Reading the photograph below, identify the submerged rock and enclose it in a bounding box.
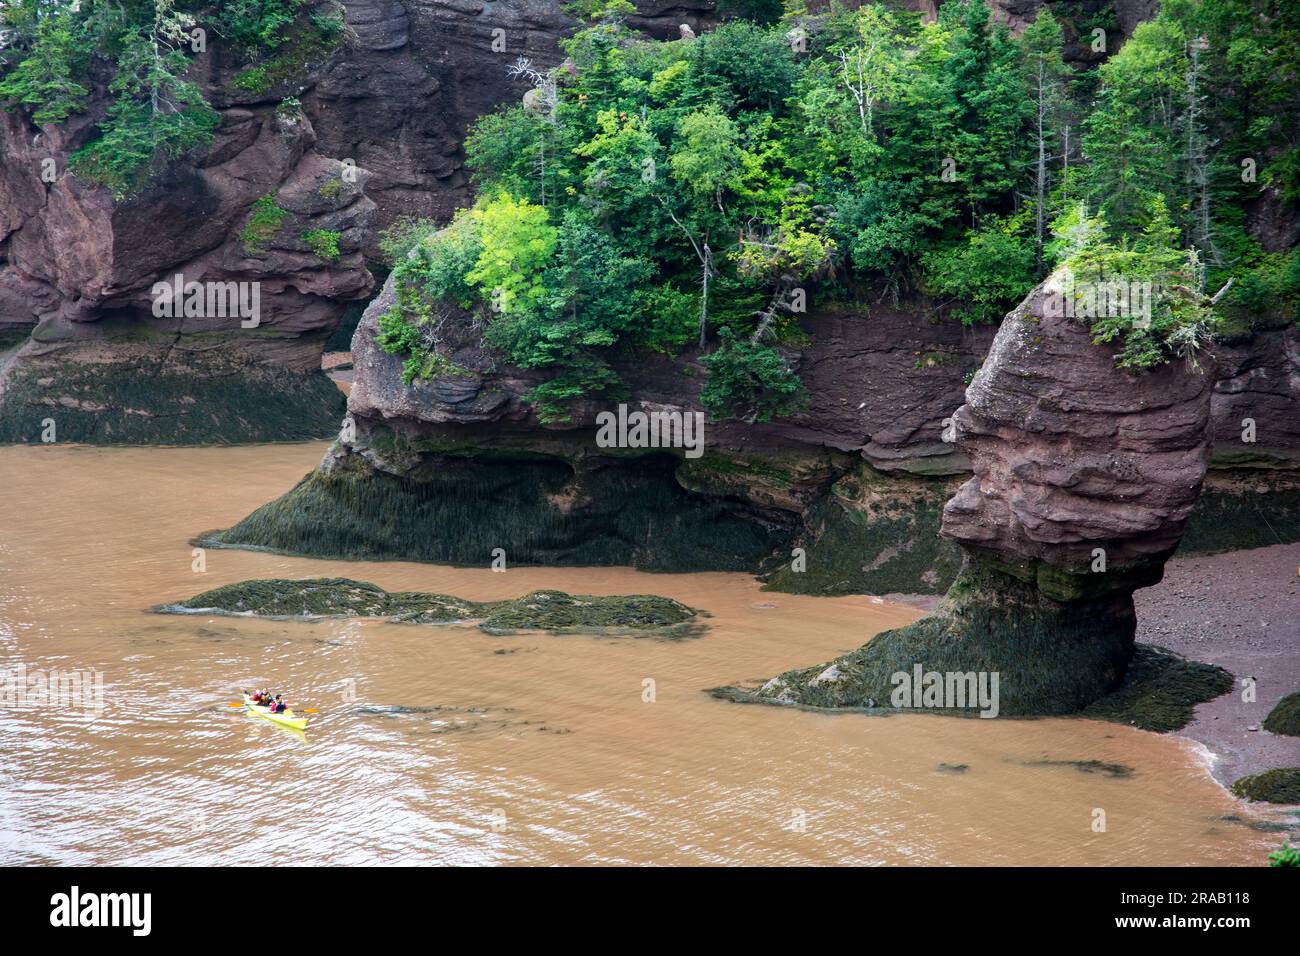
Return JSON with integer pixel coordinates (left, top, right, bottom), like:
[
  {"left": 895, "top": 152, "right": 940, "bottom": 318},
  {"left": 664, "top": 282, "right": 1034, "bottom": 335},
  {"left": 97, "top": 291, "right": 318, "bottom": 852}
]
[
  {"left": 1023, "top": 759, "right": 1135, "bottom": 779},
  {"left": 730, "top": 280, "right": 1223, "bottom": 718},
  {"left": 159, "top": 577, "right": 700, "bottom": 636}
]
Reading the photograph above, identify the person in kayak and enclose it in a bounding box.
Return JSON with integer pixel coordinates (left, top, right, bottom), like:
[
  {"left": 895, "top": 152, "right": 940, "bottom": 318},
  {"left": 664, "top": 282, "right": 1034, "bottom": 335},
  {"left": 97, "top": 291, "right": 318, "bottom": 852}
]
[{"left": 269, "top": 694, "right": 286, "bottom": 713}]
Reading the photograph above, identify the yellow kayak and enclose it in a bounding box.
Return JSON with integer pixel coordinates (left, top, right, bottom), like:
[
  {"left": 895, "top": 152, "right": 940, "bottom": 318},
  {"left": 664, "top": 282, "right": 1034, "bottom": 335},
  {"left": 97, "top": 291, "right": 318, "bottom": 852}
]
[{"left": 242, "top": 693, "right": 309, "bottom": 731}]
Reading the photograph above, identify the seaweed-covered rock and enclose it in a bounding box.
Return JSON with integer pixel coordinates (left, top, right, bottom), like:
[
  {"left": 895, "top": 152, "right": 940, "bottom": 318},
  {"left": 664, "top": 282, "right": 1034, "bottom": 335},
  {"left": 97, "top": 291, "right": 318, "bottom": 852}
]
[
  {"left": 477, "top": 589, "right": 695, "bottom": 634},
  {"left": 730, "top": 279, "right": 1219, "bottom": 717},
  {"left": 1263, "top": 692, "right": 1300, "bottom": 736},
  {"left": 759, "top": 463, "right": 964, "bottom": 595},
  {"left": 1181, "top": 470, "right": 1300, "bottom": 554},
  {"left": 159, "top": 577, "right": 699, "bottom": 636},
  {"left": 200, "top": 445, "right": 791, "bottom": 572},
  {"left": 1077, "top": 644, "right": 1234, "bottom": 732},
  {"left": 1230, "top": 768, "right": 1300, "bottom": 804},
  {"left": 0, "top": 105, "right": 373, "bottom": 445},
  {"left": 0, "top": 352, "right": 346, "bottom": 444}
]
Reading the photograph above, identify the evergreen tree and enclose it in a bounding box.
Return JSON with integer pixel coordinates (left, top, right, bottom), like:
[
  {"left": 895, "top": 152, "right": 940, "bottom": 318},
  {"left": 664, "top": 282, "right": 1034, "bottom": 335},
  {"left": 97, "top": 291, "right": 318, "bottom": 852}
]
[
  {"left": 68, "top": 2, "right": 219, "bottom": 200},
  {"left": 0, "top": 6, "right": 88, "bottom": 124},
  {"left": 1019, "top": 7, "right": 1070, "bottom": 275}
]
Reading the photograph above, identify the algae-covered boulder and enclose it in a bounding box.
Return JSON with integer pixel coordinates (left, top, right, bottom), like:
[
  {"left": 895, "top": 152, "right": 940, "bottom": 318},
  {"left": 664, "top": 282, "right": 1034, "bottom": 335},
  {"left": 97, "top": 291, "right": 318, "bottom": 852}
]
[
  {"left": 477, "top": 589, "right": 696, "bottom": 634},
  {"left": 0, "top": 107, "right": 373, "bottom": 445},
  {"left": 1263, "top": 692, "right": 1300, "bottom": 736},
  {"left": 728, "top": 280, "right": 1219, "bottom": 718},
  {"left": 1075, "top": 644, "right": 1233, "bottom": 732},
  {"left": 1230, "top": 768, "right": 1300, "bottom": 804},
  {"left": 173, "top": 577, "right": 394, "bottom": 616},
  {"left": 160, "top": 577, "right": 699, "bottom": 636}
]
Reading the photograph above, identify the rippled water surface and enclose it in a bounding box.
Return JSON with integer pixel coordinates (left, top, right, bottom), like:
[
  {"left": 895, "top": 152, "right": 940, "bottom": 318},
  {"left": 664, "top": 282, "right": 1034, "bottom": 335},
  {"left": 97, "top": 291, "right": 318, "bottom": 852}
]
[{"left": 0, "top": 444, "right": 1280, "bottom": 864}]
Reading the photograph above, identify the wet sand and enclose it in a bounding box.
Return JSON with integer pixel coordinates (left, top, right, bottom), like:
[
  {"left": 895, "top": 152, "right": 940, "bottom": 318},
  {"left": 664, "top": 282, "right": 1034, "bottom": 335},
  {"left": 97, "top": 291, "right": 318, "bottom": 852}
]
[
  {"left": 1134, "top": 542, "right": 1300, "bottom": 788},
  {"left": 893, "top": 543, "right": 1300, "bottom": 794}
]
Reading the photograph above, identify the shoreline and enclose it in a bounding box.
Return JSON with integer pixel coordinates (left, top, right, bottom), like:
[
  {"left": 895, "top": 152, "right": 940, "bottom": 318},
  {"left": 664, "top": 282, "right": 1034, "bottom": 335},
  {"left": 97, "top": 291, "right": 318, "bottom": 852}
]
[
  {"left": 1133, "top": 541, "right": 1300, "bottom": 792},
  {"left": 891, "top": 542, "right": 1300, "bottom": 801}
]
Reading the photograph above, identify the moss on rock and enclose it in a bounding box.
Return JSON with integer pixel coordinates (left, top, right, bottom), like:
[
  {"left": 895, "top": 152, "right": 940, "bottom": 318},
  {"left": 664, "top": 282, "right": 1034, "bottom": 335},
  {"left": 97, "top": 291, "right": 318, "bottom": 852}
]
[
  {"left": 1077, "top": 644, "right": 1234, "bottom": 732},
  {"left": 160, "top": 577, "right": 700, "bottom": 636},
  {"left": 722, "top": 558, "right": 1139, "bottom": 717},
  {"left": 1263, "top": 692, "right": 1300, "bottom": 736},
  {"left": 715, "top": 642, "right": 1231, "bottom": 728},
  {"left": 1230, "top": 768, "right": 1300, "bottom": 804},
  {"left": 203, "top": 449, "right": 791, "bottom": 572},
  {"left": 1181, "top": 480, "right": 1300, "bottom": 553},
  {"left": 761, "top": 464, "right": 963, "bottom": 596},
  {"left": 0, "top": 357, "right": 345, "bottom": 444},
  {"left": 0, "top": 329, "right": 30, "bottom": 352},
  {"left": 477, "top": 589, "right": 699, "bottom": 635}
]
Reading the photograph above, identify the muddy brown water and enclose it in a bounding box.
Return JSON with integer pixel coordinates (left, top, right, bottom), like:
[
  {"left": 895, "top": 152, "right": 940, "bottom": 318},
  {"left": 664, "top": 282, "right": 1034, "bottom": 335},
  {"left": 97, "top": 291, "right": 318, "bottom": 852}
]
[{"left": 0, "top": 444, "right": 1285, "bottom": 864}]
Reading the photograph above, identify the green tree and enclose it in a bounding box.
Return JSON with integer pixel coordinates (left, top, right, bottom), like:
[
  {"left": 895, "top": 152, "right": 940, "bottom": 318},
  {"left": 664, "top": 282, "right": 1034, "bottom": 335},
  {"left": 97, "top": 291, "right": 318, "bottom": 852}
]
[
  {"left": 922, "top": 223, "right": 1035, "bottom": 325},
  {"left": 68, "top": 2, "right": 218, "bottom": 198},
  {"left": 464, "top": 193, "right": 557, "bottom": 316},
  {"left": 484, "top": 209, "right": 654, "bottom": 420},
  {"left": 831, "top": 3, "right": 908, "bottom": 138},
  {"left": 1019, "top": 7, "right": 1070, "bottom": 274},
  {"left": 0, "top": 7, "right": 89, "bottom": 124},
  {"left": 691, "top": 19, "right": 798, "bottom": 115},
  {"left": 669, "top": 105, "right": 747, "bottom": 345},
  {"left": 1081, "top": 16, "right": 1186, "bottom": 237},
  {"left": 1052, "top": 197, "right": 1218, "bottom": 369},
  {"left": 700, "top": 328, "right": 806, "bottom": 422}
]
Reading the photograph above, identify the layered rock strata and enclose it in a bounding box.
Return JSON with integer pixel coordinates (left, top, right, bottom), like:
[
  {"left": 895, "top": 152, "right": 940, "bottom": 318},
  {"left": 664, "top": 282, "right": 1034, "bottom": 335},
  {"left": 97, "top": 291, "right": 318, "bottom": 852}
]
[
  {"left": 0, "top": 86, "right": 373, "bottom": 443},
  {"left": 736, "top": 279, "right": 1221, "bottom": 715},
  {"left": 200, "top": 270, "right": 988, "bottom": 584}
]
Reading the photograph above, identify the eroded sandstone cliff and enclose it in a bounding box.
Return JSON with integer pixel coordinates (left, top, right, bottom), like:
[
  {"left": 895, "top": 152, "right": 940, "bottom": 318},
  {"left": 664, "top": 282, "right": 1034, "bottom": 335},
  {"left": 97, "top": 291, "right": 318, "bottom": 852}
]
[
  {"left": 0, "top": 41, "right": 375, "bottom": 442},
  {"left": 200, "top": 265, "right": 988, "bottom": 588},
  {"left": 734, "top": 276, "right": 1222, "bottom": 715},
  {"left": 0, "top": 0, "right": 1167, "bottom": 446}
]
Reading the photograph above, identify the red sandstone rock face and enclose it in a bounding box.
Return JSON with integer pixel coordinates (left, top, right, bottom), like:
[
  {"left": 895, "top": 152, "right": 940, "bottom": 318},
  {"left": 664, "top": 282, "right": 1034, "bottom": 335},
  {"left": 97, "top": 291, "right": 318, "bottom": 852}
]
[
  {"left": 1210, "top": 326, "right": 1300, "bottom": 467},
  {"left": 346, "top": 270, "right": 993, "bottom": 471},
  {"left": 2, "top": 0, "right": 1294, "bottom": 460},
  {"left": 941, "top": 282, "right": 1218, "bottom": 578},
  {"left": 0, "top": 0, "right": 714, "bottom": 376},
  {"left": 0, "top": 104, "right": 375, "bottom": 364},
  {"left": 305, "top": 0, "right": 721, "bottom": 245}
]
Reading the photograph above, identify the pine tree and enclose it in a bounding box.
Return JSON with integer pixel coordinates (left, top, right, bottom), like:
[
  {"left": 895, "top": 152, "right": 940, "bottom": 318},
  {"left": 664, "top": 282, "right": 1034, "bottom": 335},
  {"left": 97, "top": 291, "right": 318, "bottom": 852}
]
[
  {"left": 68, "top": 1, "right": 218, "bottom": 198},
  {"left": 0, "top": 7, "right": 88, "bottom": 125},
  {"left": 1019, "top": 7, "right": 1069, "bottom": 275}
]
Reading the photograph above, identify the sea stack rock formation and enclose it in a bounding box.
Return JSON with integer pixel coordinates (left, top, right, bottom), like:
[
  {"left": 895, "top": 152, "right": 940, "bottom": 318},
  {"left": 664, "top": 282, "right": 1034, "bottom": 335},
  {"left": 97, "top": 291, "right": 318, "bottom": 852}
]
[
  {"left": 744, "top": 277, "right": 1219, "bottom": 716},
  {"left": 201, "top": 269, "right": 989, "bottom": 581}
]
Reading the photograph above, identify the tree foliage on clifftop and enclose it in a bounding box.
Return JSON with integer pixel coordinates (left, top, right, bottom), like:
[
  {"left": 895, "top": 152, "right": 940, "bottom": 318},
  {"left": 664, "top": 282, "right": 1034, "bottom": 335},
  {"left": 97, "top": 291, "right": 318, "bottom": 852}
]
[
  {"left": 4, "top": 0, "right": 1295, "bottom": 420},
  {"left": 375, "top": 0, "right": 1297, "bottom": 423},
  {"left": 0, "top": 0, "right": 339, "bottom": 198}
]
